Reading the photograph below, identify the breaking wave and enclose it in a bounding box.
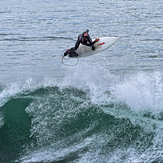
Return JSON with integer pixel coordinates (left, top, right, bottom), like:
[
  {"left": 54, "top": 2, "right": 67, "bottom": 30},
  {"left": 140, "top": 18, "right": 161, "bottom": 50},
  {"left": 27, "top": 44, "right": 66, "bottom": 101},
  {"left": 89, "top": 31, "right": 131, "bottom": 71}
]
[{"left": 1, "top": 70, "right": 163, "bottom": 163}]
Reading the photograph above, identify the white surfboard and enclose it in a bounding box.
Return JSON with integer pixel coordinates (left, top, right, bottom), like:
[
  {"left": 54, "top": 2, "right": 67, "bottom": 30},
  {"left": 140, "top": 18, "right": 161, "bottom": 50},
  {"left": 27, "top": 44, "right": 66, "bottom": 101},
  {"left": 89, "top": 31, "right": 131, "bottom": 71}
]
[{"left": 76, "top": 37, "right": 119, "bottom": 58}]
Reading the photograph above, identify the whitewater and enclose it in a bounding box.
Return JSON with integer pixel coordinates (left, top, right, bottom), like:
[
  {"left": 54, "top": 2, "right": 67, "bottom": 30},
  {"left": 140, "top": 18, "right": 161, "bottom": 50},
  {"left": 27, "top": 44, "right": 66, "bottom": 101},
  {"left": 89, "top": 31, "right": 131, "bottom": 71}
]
[{"left": 0, "top": 0, "right": 163, "bottom": 162}]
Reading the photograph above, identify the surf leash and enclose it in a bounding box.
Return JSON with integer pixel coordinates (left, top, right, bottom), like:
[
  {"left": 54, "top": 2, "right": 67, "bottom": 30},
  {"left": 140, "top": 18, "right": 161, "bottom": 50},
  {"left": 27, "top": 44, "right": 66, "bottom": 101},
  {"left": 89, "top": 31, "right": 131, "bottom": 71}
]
[
  {"left": 62, "top": 50, "right": 79, "bottom": 66},
  {"left": 62, "top": 56, "right": 79, "bottom": 66}
]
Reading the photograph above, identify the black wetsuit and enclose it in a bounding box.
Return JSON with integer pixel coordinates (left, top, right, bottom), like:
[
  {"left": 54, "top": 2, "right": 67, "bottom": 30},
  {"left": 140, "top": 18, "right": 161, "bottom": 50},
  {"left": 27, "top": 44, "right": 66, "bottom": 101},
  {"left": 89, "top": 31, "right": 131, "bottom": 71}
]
[
  {"left": 64, "top": 30, "right": 95, "bottom": 57},
  {"left": 74, "top": 29, "right": 96, "bottom": 50}
]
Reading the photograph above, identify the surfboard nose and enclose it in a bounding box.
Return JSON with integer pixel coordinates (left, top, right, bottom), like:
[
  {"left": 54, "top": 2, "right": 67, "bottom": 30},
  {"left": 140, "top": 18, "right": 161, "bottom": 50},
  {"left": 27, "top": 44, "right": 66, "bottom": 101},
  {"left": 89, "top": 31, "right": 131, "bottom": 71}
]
[
  {"left": 108, "top": 37, "right": 119, "bottom": 45},
  {"left": 111, "top": 37, "right": 119, "bottom": 41}
]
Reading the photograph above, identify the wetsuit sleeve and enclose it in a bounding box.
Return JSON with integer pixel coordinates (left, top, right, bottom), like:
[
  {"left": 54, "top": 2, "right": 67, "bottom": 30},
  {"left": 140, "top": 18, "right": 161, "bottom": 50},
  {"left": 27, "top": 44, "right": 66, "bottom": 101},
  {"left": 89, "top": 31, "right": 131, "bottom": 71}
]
[{"left": 85, "top": 34, "right": 96, "bottom": 46}]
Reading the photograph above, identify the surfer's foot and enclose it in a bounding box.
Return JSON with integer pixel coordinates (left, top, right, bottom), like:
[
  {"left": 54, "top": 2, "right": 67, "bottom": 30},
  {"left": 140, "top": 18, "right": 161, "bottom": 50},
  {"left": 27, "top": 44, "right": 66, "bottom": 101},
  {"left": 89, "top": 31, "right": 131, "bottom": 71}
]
[{"left": 92, "top": 45, "right": 95, "bottom": 50}]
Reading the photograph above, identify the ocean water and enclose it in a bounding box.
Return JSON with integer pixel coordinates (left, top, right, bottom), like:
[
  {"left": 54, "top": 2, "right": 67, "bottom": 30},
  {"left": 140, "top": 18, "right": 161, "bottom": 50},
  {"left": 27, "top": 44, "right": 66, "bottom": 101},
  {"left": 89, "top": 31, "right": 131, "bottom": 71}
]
[{"left": 0, "top": 0, "right": 163, "bottom": 162}]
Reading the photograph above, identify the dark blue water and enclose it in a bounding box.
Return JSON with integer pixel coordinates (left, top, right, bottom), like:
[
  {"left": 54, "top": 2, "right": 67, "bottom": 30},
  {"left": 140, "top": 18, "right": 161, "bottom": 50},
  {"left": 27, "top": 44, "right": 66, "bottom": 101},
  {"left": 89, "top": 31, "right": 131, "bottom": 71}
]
[{"left": 0, "top": 0, "right": 163, "bottom": 162}]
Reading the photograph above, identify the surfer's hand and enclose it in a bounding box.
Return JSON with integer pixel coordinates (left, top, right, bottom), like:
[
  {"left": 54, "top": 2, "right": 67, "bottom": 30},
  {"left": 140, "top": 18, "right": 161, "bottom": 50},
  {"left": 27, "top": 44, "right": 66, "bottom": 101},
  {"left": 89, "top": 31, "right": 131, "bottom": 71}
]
[{"left": 95, "top": 38, "right": 100, "bottom": 42}]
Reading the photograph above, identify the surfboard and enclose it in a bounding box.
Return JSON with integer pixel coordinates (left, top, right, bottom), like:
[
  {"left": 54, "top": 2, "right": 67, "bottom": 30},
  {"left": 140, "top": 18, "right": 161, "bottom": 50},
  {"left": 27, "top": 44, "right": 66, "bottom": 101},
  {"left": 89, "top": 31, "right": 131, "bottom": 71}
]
[{"left": 76, "top": 37, "right": 119, "bottom": 58}]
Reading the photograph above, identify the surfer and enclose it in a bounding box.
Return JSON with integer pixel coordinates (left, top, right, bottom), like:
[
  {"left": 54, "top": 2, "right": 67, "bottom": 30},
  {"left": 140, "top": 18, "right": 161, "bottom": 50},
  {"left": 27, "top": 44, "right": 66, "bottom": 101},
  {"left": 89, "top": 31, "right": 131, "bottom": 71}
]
[
  {"left": 64, "top": 29, "right": 100, "bottom": 57},
  {"left": 74, "top": 29, "right": 100, "bottom": 51}
]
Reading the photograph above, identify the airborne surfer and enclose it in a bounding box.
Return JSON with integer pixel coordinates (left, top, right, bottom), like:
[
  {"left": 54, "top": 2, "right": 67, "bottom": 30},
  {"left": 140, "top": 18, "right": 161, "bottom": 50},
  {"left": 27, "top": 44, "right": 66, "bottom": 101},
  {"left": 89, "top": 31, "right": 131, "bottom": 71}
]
[
  {"left": 64, "top": 29, "right": 100, "bottom": 57},
  {"left": 74, "top": 29, "right": 100, "bottom": 51}
]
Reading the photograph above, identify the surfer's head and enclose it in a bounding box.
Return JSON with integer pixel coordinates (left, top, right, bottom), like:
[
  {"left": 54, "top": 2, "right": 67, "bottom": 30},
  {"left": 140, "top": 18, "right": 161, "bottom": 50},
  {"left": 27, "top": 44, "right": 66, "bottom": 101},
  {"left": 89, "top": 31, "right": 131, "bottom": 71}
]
[{"left": 81, "top": 37, "right": 88, "bottom": 45}]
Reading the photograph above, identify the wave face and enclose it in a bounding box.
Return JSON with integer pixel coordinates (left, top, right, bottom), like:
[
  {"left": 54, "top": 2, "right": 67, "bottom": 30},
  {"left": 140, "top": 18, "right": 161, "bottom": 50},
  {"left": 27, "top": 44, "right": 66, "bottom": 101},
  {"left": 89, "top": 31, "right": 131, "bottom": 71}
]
[{"left": 1, "top": 71, "right": 163, "bottom": 163}]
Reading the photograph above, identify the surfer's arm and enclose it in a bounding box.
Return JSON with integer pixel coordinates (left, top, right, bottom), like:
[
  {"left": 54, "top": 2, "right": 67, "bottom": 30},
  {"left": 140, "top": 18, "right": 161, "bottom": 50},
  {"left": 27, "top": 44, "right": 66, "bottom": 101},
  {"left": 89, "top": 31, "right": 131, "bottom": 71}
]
[
  {"left": 85, "top": 42, "right": 95, "bottom": 46},
  {"left": 86, "top": 34, "right": 95, "bottom": 46},
  {"left": 86, "top": 37, "right": 100, "bottom": 46}
]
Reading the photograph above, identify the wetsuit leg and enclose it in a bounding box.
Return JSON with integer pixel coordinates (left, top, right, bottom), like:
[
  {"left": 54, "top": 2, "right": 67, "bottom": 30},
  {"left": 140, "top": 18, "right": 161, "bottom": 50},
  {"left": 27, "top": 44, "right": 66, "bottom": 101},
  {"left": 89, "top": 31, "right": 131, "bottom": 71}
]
[{"left": 74, "top": 36, "right": 81, "bottom": 50}]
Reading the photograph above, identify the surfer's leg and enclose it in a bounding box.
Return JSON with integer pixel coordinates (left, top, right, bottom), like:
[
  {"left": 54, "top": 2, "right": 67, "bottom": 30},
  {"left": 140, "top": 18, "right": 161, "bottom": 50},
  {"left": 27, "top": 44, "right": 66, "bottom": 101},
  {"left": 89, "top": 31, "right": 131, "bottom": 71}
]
[{"left": 74, "top": 36, "right": 80, "bottom": 50}]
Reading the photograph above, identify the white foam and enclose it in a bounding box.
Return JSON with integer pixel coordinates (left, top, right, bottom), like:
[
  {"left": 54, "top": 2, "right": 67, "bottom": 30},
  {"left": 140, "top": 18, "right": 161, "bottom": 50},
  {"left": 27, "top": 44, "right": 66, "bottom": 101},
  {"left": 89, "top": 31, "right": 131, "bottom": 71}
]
[
  {"left": 113, "top": 71, "right": 163, "bottom": 118},
  {"left": 0, "top": 78, "right": 59, "bottom": 107},
  {"left": 20, "top": 129, "right": 94, "bottom": 163},
  {"left": 62, "top": 64, "right": 163, "bottom": 117}
]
